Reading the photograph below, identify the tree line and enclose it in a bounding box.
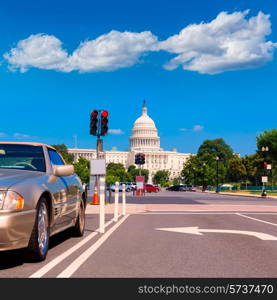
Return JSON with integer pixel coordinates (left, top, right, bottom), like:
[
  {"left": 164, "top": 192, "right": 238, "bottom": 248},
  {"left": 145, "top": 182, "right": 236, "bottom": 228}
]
[
  {"left": 52, "top": 128, "right": 277, "bottom": 188},
  {"left": 181, "top": 129, "right": 277, "bottom": 188}
]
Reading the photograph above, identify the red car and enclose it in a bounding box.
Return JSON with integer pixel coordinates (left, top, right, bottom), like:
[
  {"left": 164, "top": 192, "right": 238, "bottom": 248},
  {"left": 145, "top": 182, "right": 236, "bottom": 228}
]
[{"left": 144, "top": 184, "right": 159, "bottom": 193}]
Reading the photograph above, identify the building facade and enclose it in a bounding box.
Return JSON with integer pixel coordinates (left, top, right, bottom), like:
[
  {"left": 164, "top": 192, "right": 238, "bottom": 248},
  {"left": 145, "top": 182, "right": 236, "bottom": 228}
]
[{"left": 68, "top": 103, "right": 191, "bottom": 182}]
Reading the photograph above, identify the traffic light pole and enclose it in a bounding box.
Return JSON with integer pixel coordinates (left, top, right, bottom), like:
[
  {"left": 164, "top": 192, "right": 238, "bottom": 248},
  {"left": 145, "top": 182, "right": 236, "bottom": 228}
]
[
  {"left": 95, "top": 136, "right": 103, "bottom": 200},
  {"left": 96, "top": 136, "right": 103, "bottom": 159},
  {"left": 90, "top": 109, "right": 109, "bottom": 207}
]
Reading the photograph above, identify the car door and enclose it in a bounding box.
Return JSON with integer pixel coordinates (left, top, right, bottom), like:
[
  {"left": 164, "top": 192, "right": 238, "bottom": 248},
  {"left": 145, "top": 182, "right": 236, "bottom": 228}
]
[{"left": 48, "top": 148, "right": 79, "bottom": 228}]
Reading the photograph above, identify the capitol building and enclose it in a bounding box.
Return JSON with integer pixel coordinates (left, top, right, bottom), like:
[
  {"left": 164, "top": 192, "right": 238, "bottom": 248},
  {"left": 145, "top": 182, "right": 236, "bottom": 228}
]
[{"left": 68, "top": 102, "right": 191, "bottom": 183}]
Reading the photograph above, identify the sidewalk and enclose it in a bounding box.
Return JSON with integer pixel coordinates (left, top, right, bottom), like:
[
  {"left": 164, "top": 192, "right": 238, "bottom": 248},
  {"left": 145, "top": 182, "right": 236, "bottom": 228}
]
[
  {"left": 205, "top": 190, "right": 277, "bottom": 199},
  {"left": 85, "top": 202, "right": 146, "bottom": 214}
]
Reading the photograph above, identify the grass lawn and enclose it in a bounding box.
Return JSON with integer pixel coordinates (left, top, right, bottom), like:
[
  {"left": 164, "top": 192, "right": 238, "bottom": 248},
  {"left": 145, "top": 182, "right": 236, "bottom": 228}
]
[{"left": 223, "top": 190, "right": 277, "bottom": 196}]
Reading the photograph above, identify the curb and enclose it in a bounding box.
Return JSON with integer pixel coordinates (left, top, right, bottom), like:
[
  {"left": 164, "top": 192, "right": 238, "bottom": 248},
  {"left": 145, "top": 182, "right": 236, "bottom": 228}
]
[{"left": 204, "top": 191, "right": 277, "bottom": 200}]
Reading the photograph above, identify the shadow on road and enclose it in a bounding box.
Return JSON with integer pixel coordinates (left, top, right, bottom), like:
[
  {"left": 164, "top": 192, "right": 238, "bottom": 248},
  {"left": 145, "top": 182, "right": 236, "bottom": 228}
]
[
  {"left": 126, "top": 193, "right": 202, "bottom": 204},
  {"left": 0, "top": 228, "right": 74, "bottom": 270},
  {"left": 0, "top": 214, "right": 113, "bottom": 270}
]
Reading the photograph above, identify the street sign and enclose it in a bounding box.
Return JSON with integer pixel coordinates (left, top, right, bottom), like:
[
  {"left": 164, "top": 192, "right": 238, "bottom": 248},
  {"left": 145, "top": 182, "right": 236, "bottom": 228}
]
[
  {"left": 137, "top": 182, "right": 144, "bottom": 189},
  {"left": 90, "top": 159, "right": 106, "bottom": 175},
  {"left": 136, "top": 176, "right": 145, "bottom": 182},
  {"left": 262, "top": 176, "right": 268, "bottom": 183},
  {"left": 267, "top": 164, "right": 272, "bottom": 170},
  {"left": 135, "top": 175, "right": 145, "bottom": 196}
]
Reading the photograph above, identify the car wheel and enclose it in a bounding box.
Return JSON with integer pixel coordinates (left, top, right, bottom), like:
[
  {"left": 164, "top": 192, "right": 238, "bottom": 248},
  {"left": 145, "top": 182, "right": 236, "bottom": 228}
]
[
  {"left": 126, "top": 188, "right": 130, "bottom": 192},
  {"left": 27, "top": 198, "right": 49, "bottom": 262},
  {"left": 155, "top": 189, "right": 159, "bottom": 193},
  {"left": 71, "top": 200, "right": 85, "bottom": 237}
]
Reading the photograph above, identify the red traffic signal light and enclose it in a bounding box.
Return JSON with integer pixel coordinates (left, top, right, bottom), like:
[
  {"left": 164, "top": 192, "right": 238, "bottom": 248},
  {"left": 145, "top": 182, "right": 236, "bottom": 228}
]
[
  {"left": 90, "top": 110, "right": 99, "bottom": 136},
  {"left": 101, "top": 110, "right": 109, "bottom": 117},
  {"left": 91, "top": 110, "right": 98, "bottom": 117},
  {"left": 100, "top": 110, "right": 109, "bottom": 136}
]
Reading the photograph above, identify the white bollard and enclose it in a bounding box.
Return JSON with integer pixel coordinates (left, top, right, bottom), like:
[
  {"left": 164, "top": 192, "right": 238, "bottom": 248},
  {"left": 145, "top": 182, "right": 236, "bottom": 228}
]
[
  {"left": 99, "top": 176, "right": 105, "bottom": 233},
  {"left": 114, "top": 181, "right": 119, "bottom": 222},
  {"left": 122, "top": 184, "right": 126, "bottom": 216}
]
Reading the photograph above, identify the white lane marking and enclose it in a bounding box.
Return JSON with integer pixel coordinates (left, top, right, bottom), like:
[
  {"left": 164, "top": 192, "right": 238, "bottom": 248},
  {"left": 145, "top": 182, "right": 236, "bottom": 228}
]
[
  {"left": 136, "top": 212, "right": 277, "bottom": 215},
  {"left": 156, "top": 227, "right": 277, "bottom": 241},
  {"left": 236, "top": 213, "right": 277, "bottom": 227},
  {"left": 29, "top": 217, "right": 117, "bottom": 278},
  {"left": 57, "top": 214, "right": 130, "bottom": 278}
]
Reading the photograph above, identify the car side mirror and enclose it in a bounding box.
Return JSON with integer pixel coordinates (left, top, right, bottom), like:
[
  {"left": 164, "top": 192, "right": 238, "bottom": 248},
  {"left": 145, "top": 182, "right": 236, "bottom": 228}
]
[{"left": 53, "top": 165, "right": 74, "bottom": 177}]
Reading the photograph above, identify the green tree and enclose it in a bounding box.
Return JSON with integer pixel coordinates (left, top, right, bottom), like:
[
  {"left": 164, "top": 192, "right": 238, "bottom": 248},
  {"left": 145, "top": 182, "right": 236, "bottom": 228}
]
[
  {"left": 106, "top": 174, "right": 120, "bottom": 186},
  {"left": 256, "top": 129, "right": 277, "bottom": 164},
  {"left": 182, "top": 156, "right": 217, "bottom": 187},
  {"left": 198, "top": 138, "right": 233, "bottom": 166},
  {"left": 196, "top": 138, "right": 234, "bottom": 186},
  {"left": 127, "top": 165, "right": 136, "bottom": 173},
  {"left": 227, "top": 157, "right": 246, "bottom": 183},
  {"left": 73, "top": 157, "right": 89, "bottom": 183},
  {"left": 256, "top": 129, "right": 277, "bottom": 185},
  {"left": 172, "top": 177, "right": 180, "bottom": 185},
  {"left": 153, "top": 170, "right": 170, "bottom": 186},
  {"left": 242, "top": 154, "right": 263, "bottom": 186},
  {"left": 52, "top": 144, "right": 74, "bottom": 164},
  {"left": 106, "top": 163, "right": 133, "bottom": 182}
]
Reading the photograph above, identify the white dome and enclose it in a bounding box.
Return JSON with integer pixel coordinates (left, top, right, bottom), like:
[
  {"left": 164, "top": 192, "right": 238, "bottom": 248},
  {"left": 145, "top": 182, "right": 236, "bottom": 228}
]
[
  {"left": 130, "top": 102, "right": 160, "bottom": 151},
  {"left": 133, "top": 106, "right": 156, "bottom": 129}
]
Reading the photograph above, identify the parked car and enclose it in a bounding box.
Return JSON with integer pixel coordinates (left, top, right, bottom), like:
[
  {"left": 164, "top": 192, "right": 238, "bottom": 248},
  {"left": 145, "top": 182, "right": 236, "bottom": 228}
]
[
  {"left": 184, "top": 185, "right": 197, "bottom": 192},
  {"left": 110, "top": 182, "right": 132, "bottom": 192},
  {"left": 166, "top": 184, "right": 196, "bottom": 192},
  {"left": 0, "top": 142, "right": 86, "bottom": 261},
  {"left": 144, "top": 184, "right": 159, "bottom": 193},
  {"left": 166, "top": 184, "right": 187, "bottom": 191}
]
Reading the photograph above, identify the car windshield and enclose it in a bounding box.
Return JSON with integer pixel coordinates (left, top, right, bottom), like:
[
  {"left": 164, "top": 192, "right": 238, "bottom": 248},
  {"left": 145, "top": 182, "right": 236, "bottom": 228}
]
[{"left": 0, "top": 144, "right": 46, "bottom": 172}]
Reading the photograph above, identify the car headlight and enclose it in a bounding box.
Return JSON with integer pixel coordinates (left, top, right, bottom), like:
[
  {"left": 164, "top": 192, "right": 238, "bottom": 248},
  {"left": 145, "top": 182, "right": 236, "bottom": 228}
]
[
  {"left": 0, "top": 191, "right": 24, "bottom": 210},
  {"left": 0, "top": 191, "right": 5, "bottom": 209}
]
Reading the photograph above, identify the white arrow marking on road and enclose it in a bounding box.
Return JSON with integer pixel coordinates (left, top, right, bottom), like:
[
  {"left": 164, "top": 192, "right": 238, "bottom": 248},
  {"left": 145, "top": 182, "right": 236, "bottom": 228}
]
[{"left": 156, "top": 227, "right": 277, "bottom": 241}]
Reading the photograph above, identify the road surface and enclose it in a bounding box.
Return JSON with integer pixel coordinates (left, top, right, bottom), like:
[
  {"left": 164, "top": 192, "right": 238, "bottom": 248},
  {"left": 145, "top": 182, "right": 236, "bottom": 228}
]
[{"left": 1, "top": 191, "right": 277, "bottom": 278}]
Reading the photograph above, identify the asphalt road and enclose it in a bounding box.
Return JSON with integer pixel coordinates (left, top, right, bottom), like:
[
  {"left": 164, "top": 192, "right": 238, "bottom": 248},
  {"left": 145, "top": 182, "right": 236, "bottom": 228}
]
[{"left": 1, "top": 191, "right": 277, "bottom": 278}]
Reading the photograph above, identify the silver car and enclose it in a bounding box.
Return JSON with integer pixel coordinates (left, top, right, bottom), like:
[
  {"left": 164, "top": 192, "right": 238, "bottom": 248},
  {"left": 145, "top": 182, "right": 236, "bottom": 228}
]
[{"left": 0, "top": 142, "right": 86, "bottom": 261}]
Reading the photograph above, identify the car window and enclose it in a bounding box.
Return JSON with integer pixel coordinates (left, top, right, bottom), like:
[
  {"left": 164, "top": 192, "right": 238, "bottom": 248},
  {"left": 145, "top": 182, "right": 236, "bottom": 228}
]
[
  {"left": 0, "top": 144, "right": 46, "bottom": 172},
  {"left": 48, "top": 149, "right": 65, "bottom": 165}
]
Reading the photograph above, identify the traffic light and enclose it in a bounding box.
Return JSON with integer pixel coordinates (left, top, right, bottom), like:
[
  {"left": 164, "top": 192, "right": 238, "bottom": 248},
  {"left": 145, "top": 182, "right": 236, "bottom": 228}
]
[
  {"left": 140, "top": 153, "right": 145, "bottom": 165},
  {"left": 100, "top": 110, "right": 109, "bottom": 136},
  {"left": 90, "top": 110, "right": 98, "bottom": 136},
  {"left": 135, "top": 153, "right": 145, "bottom": 165},
  {"left": 135, "top": 153, "right": 140, "bottom": 164},
  {"left": 264, "top": 162, "right": 268, "bottom": 169}
]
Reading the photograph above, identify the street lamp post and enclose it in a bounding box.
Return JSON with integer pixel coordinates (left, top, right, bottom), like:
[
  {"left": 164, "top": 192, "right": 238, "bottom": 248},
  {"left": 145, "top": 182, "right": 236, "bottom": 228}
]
[
  {"left": 261, "top": 146, "right": 269, "bottom": 197},
  {"left": 216, "top": 157, "right": 219, "bottom": 193},
  {"left": 202, "top": 162, "right": 206, "bottom": 192},
  {"left": 192, "top": 167, "right": 196, "bottom": 186}
]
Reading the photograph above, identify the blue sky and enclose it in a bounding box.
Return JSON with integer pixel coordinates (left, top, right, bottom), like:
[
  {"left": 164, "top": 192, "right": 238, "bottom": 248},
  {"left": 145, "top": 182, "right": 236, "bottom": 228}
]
[{"left": 0, "top": 0, "right": 276, "bottom": 156}]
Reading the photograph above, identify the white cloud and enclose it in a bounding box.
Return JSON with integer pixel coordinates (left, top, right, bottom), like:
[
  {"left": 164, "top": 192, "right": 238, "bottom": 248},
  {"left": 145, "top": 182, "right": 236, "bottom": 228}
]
[
  {"left": 3, "top": 11, "right": 276, "bottom": 74},
  {"left": 66, "top": 30, "right": 158, "bottom": 72},
  {"left": 192, "top": 125, "right": 204, "bottom": 131},
  {"left": 4, "top": 31, "right": 157, "bottom": 73},
  {"left": 4, "top": 34, "right": 69, "bottom": 72},
  {"left": 108, "top": 129, "right": 125, "bottom": 135},
  {"left": 180, "top": 125, "right": 204, "bottom": 132},
  {"left": 13, "top": 133, "right": 31, "bottom": 139},
  {"left": 158, "top": 10, "right": 277, "bottom": 74}
]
